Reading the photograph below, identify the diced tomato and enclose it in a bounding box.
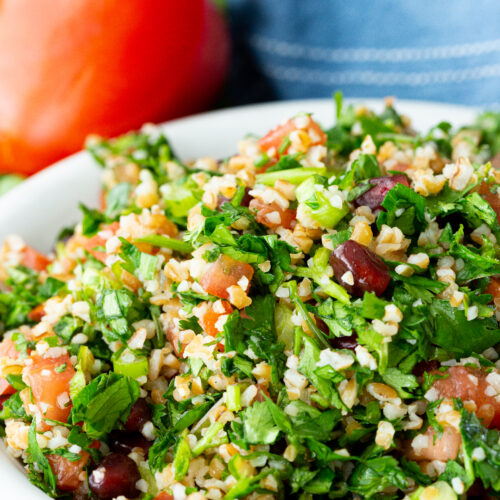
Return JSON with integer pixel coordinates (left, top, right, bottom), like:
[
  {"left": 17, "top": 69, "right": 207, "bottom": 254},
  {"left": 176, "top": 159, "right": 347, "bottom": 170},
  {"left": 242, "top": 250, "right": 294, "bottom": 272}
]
[
  {"left": 486, "top": 276, "right": 500, "bottom": 305},
  {"left": 23, "top": 353, "right": 75, "bottom": 426},
  {"left": 249, "top": 198, "right": 296, "bottom": 230},
  {"left": 0, "top": 379, "right": 16, "bottom": 397},
  {"left": 406, "top": 426, "right": 461, "bottom": 462},
  {"left": 432, "top": 365, "right": 500, "bottom": 428},
  {"left": 47, "top": 451, "right": 89, "bottom": 491},
  {"left": 200, "top": 254, "right": 254, "bottom": 300},
  {"left": 200, "top": 301, "right": 233, "bottom": 337},
  {"left": 258, "top": 116, "right": 327, "bottom": 156},
  {"left": 0, "top": 338, "right": 21, "bottom": 396},
  {"left": 388, "top": 162, "right": 411, "bottom": 173},
  {"left": 28, "top": 303, "right": 46, "bottom": 322},
  {"left": 0, "top": 337, "right": 20, "bottom": 360},
  {"left": 83, "top": 221, "right": 120, "bottom": 263},
  {"left": 154, "top": 493, "right": 174, "bottom": 500},
  {"left": 84, "top": 236, "right": 107, "bottom": 263},
  {"left": 20, "top": 246, "right": 51, "bottom": 272},
  {"left": 479, "top": 181, "right": 500, "bottom": 224}
]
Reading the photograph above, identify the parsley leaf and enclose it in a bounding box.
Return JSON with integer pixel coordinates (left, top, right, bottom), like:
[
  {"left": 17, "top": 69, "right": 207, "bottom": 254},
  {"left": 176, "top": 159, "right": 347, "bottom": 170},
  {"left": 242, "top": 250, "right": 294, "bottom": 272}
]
[
  {"left": 105, "top": 182, "right": 131, "bottom": 219},
  {"left": 377, "top": 183, "right": 426, "bottom": 235},
  {"left": 26, "top": 421, "right": 57, "bottom": 496},
  {"left": 459, "top": 403, "right": 500, "bottom": 491},
  {"left": 349, "top": 455, "right": 408, "bottom": 497},
  {"left": 243, "top": 401, "right": 280, "bottom": 445},
  {"left": 428, "top": 299, "right": 500, "bottom": 356},
  {"left": 71, "top": 372, "right": 140, "bottom": 438}
]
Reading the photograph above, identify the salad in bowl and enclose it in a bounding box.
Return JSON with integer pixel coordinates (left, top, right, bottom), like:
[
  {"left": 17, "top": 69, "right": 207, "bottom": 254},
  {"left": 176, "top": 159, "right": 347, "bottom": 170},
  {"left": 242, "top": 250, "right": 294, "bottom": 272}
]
[{"left": 1, "top": 97, "right": 500, "bottom": 499}]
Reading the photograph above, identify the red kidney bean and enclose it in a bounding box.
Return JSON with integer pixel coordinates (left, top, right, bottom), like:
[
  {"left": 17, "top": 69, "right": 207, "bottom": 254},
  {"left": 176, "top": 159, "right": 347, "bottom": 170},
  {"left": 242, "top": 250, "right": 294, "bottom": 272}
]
[
  {"left": 109, "top": 430, "right": 152, "bottom": 456},
  {"left": 330, "top": 240, "right": 390, "bottom": 297},
  {"left": 412, "top": 360, "right": 440, "bottom": 377},
  {"left": 354, "top": 174, "right": 409, "bottom": 211},
  {"left": 88, "top": 453, "right": 140, "bottom": 499},
  {"left": 316, "top": 316, "right": 358, "bottom": 349},
  {"left": 329, "top": 332, "right": 358, "bottom": 351},
  {"left": 0, "top": 394, "right": 10, "bottom": 412},
  {"left": 124, "top": 398, "right": 151, "bottom": 432}
]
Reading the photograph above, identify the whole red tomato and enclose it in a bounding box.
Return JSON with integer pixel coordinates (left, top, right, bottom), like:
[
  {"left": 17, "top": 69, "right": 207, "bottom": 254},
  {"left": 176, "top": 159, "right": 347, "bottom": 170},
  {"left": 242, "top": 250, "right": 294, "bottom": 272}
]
[{"left": 0, "top": 0, "right": 229, "bottom": 175}]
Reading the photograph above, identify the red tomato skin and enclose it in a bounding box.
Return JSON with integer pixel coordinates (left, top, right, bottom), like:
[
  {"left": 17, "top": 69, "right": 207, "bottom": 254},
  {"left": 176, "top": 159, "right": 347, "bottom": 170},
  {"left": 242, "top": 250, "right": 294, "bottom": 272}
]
[
  {"left": 405, "top": 426, "right": 461, "bottom": 462},
  {"left": 480, "top": 181, "right": 500, "bottom": 224},
  {"left": 432, "top": 366, "right": 500, "bottom": 429},
  {"left": 154, "top": 493, "right": 174, "bottom": 500},
  {"left": 28, "top": 304, "right": 46, "bottom": 322},
  {"left": 249, "top": 199, "right": 296, "bottom": 230},
  {"left": 24, "top": 354, "right": 75, "bottom": 426},
  {"left": 21, "top": 246, "right": 51, "bottom": 271},
  {"left": 47, "top": 451, "right": 89, "bottom": 491},
  {"left": 258, "top": 117, "right": 327, "bottom": 155},
  {"left": 0, "top": 379, "right": 16, "bottom": 397},
  {"left": 200, "top": 254, "right": 254, "bottom": 300},
  {"left": 0, "top": 0, "right": 229, "bottom": 175},
  {"left": 0, "top": 338, "right": 20, "bottom": 360},
  {"left": 83, "top": 221, "right": 120, "bottom": 263}
]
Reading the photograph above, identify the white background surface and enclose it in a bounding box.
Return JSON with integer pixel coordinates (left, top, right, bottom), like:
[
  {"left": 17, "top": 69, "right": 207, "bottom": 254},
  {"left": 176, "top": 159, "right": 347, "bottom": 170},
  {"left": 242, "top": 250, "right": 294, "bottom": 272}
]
[{"left": 0, "top": 99, "right": 478, "bottom": 498}]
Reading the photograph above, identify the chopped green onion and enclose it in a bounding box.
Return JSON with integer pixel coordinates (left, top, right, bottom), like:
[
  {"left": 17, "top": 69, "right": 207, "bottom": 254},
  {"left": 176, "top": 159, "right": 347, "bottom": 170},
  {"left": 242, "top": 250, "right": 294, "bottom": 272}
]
[
  {"left": 54, "top": 363, "right": 67, "bottom": 374},
  {"left": 293, "top": 327, "right": 303, "bottom": 356},
  {"left": 192, "top": 421, "right": 228, "bottom": 457},
  {"left": 254, "top": 153, "right": 270, "bottom": 167},
  {"left": 256, "top": 167, "right": 327, "bottom": 186},
  {"left": 226, "top": 385, "right": 241, "bottom": 412},
  {"left": 139, "top": 252, "right": 158, "bottom": 280},
  {"left": 285, "top": 281, "right": 330, "bottom": 349},
  {"left": 134, "top": 234, "right": 193, "bottom": 253},
  {"left": 77, "top": 346, "right": 95, "bottom": 374},
  {"left": 69, "top": 366, "right": 86, "bottom": 399},
  {"left": 295, "top": 248, "right": 350, "bottom": 304},
  {"left": 173, "top": 430, "right": 191, "bottom": 481},
  {"left": 113, "top": 350, "right": 149, "bottom": 379},
  {"left": 296, "top": 177, "right": 349, "bottom": 228}
]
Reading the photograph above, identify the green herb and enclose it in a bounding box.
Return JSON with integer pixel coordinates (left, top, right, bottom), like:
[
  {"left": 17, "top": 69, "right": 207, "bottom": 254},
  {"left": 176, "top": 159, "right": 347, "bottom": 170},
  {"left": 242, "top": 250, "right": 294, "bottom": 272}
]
[
  {"left": 71, "top": 372, "right": 140, "bottom": 438},
  {"left": 26, "top": 421, "right": 57, "bottom": 496},
  {"left": 105, "top": 182, "right": 131, "bottom": 219},
  {"left": 243, "top": 401, "right": 280, "bottom": 444},
  {"left": 134, "top": 234, "right": 193, "bottom": 253},
  {"left": 459, "top": 402, "right": 500, "bottom": 491},
  {"left": 349, "top": 455, "right": 408, "bottom": 497},
  {"left": 79, "top": 203, "right": 105, "bottom": 237},
  {"left": 173, "top": 431, "right": 191, "bottom": 481},
  {"left": 377, "top": 183, "right": 426, "bottom": 235},
  {"left": 256, "top": 167, "right": 326, "bottom": 186}
]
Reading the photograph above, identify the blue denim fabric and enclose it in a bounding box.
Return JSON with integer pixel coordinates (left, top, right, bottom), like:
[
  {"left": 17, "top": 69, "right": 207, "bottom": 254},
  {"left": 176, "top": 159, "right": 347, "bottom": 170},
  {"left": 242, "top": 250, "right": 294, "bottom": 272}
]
[{"left": 227, "top": 0, "right": 500, "bottom": 108}]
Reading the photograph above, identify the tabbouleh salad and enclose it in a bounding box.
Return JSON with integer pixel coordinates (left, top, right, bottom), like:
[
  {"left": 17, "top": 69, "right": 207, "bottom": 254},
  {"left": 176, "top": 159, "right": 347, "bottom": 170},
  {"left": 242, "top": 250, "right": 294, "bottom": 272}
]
[{"left": 2, "top": 96, "right": 500, "bottom": 500}]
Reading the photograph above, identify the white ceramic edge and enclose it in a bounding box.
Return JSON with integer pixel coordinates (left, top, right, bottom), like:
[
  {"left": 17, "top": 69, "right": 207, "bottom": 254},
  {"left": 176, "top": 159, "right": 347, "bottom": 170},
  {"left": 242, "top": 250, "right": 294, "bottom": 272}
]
[{"left": 0, "top": 98, "right": 479, "bottom": 499}]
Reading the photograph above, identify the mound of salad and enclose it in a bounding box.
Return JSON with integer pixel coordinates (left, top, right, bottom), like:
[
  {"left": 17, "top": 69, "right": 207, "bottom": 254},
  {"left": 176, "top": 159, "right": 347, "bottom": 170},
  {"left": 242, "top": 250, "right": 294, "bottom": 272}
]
[{"left": 2, "top": 96, "right": 500, "bottom": 500}]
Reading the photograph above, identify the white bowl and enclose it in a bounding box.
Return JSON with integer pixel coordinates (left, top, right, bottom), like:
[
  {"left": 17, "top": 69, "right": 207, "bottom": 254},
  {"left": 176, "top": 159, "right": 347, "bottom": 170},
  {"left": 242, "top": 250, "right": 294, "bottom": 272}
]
[{"left": 0, "top": 98, "right": 478, "bottom": 498}]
